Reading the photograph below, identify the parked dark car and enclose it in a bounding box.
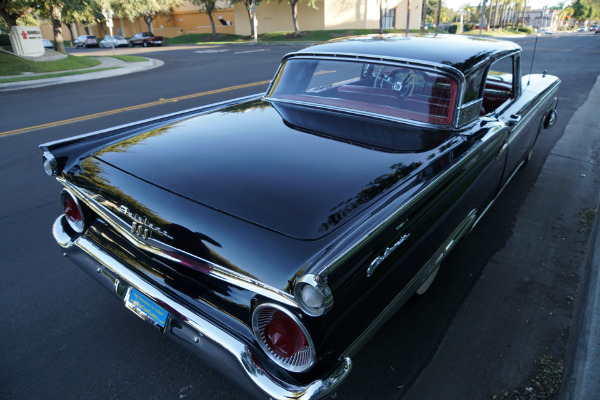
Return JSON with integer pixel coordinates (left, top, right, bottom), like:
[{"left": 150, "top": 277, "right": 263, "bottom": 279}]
[
  {"left": 128, "top": 32, "right": 163, "bottom": 47},
  {"left": 40, "top": 34, "right": 559, "bottom": 399},
  {"left": 73, "top": 35, "right": 98, "bottom": 48}
]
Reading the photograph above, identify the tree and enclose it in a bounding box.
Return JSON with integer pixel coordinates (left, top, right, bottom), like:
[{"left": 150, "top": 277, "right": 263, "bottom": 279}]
[
  {"left": 519, "top": 0, "right": 527, "bottom": 28},
  {"left": 191, "top": 0, "right": 217, "bottom": 37},
  {"left": 232, "top": 0, "right": 256, "bottom": 37},
  {"left": 279, "top": 0, "right": 318, "bottom": 37},
  {"left": 113, "top": 0, "right": 180, "bottom": 33},
  {"left": 0, "top": 0, "right": 37, "bottom": 29}
]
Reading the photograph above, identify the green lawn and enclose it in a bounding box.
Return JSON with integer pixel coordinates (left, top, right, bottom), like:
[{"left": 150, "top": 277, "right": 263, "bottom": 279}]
[
  {"left": 0, "top": 53, "right": 100, "bottom": 76},
  {"left": 0, "top": 52, "right": 148, "bottom": 83},
  {"left": 106, "top": 55, "right": 147, "bottom": 62}
]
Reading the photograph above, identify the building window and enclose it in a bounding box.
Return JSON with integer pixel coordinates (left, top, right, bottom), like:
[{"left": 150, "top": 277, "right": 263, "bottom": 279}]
[{"left": 382, "top": 9, "right": 396, "bottom": 30}]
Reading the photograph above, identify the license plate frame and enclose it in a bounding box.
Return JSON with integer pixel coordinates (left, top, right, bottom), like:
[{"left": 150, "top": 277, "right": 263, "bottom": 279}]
[{"left": 125, "top": 287, "right": 169, "bottom": 330}]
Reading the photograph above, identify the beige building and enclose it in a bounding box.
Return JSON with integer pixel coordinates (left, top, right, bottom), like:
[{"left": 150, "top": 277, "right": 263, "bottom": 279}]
[
  {"left": 41, "top": 0, "right": 422, "bottom": 41},
  {"left": 41, "top": 0, "right": 235, "bottom": 41},
  {"left": 234, "top": 0, "right": 423, "bottom": 36}
]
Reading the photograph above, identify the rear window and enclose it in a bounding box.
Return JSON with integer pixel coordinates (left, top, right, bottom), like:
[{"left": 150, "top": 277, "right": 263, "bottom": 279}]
[{"left": 268, "top": 58, "right": 458, "bottom": 125}]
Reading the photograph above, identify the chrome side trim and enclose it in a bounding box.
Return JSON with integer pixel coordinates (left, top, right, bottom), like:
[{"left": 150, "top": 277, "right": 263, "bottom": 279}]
[
  {"left": 58, "top": 178, "right": 298, "bottom": 309},
  {"left": 343, "top": 209, "right": 478, "bottom": 358},
  {"left": 315, "top": 134, "right": 482, "bottom": 278},
  {"left": 53, "top": 215, "right": 351, "bottom": 400}
]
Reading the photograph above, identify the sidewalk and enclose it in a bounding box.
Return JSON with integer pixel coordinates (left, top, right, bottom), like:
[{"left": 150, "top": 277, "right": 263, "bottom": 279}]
[
  {"left": 401, "top": 75, "right": 600, "bottom": 400},
  {"left": 0, "top": 55, "right": 163, "bottom": 91}
]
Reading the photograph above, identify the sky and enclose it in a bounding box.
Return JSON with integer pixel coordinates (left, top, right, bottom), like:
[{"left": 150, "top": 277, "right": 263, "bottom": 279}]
[{"left": 443, "top": 0, "right": 566, "bottom": 11}]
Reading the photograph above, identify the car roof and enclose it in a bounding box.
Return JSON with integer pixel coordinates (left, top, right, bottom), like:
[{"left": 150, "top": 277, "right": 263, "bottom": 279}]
[{"left": 290, "top": 34, "right": 521, "bottom": 77}]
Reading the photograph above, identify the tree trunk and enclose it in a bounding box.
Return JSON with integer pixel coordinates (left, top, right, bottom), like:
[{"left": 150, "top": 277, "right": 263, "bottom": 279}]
[
  {"left": 519, "top": 0, "right": 527, "bottom": 29},
  {"left": 145, "top": 14, "right": 153, "bottom": 32},
  {"left": 66, "top": 22, "right": 74, "bottom": 42},
  {"left": 406, "top": 0, "right": 411, "bottom": 34},
  {"left": 422, "top": 0, "right": 428, "bottom": 32},
  {"left": 290, "top": 0, "right": 300, "bottom": 36},
  {"left": 491, "top": 0, "right": 500, "bottom": 30},
  {"left": 50, "top": 2, "right": 66, "bottom": 54},
  {"left": 436, "top": 0, "right": 442, "bottom": 32},
  {"left": 246, "top": 7, "right": 254, "bottom": 37},
  {"left": 96, "top": 19, "right": 106, "bottom": 36},
  {"left": 380, "top": 1, "right": 384, "bottom": 34},
  {"left": 207, "top": 8, "right": 216, "bottom": 37}
]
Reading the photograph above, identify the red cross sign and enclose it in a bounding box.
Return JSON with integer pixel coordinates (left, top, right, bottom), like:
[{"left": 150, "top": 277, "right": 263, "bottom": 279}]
[{"left": 21, "top": 30, "right": 28, "bottom": 39}]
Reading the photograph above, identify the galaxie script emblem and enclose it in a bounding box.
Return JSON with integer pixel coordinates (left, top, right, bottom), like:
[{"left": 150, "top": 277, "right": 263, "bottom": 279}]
[
  {"left": 119, "top": 205, "right": 172, "bottom": 240},
  {"left": 367, "top": 234, "right": 411, "bottom": 277}
]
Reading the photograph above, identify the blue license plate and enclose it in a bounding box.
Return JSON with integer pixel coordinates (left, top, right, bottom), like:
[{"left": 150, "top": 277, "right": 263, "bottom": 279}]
[{"left": 125, "top": 287, "right": 169, "bottom": 329}]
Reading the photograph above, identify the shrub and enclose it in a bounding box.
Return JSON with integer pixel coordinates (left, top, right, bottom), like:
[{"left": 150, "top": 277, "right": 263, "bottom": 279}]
[
  {"left": 464, "top": 24, "right": 474, "bottom": 32},
  {"left": 518, "top": 27, "right": 535, "bottom": 34},
  {"left": 448, "top": 23, "right": 463, "bottom": 34},
  {"left": 0, "top": 34, "right": 11, "bottom": 46}
]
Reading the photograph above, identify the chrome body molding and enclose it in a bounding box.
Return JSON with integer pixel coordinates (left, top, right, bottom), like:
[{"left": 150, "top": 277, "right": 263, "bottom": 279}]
[
  {"left": 52, "top": 215, "right": 352, "bottom": 400},
  {"left": 343, "top": 209, "right": 478, "bottom": 358},
  {"left": 58, "top": 178, "right": 299, "bottom": 309},
  {"left": 313, "top": 134, "right": 482, "bottom": 279},
  {"left": 266, "top": 53, "right": 467, "bottom": 129}
]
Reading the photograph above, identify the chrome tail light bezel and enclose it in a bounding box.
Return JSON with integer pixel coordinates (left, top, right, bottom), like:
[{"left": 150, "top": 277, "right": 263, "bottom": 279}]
[
  {"left": 61, "top": 188, "right": 86, "bottom": 234},
  {"left": 252, "top": 303, "right": 316, "bottom": 373}
]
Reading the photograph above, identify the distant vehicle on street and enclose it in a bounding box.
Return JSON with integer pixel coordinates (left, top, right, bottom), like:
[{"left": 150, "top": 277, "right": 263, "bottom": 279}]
[
  {"left": 74, "top": 35, "right": 98, "bottom": 48},
  {"left": 42, "top": 39, "right": 54, "bottom": 50},
  {"left": 100, "top": 35, "right": 128, "bottom": 48},
  {"left": 128, "top": 32, "right": 163, "bottom": 47},
  {"left": 577, "top": 26, "right": 588, "bottom": 32},
  {"left": 589, "top": 24, "right": 598, "bottom": 31}
]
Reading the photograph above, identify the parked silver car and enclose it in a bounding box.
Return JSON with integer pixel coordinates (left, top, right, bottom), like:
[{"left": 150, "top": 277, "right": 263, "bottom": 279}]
[
  {"left": 100, "top": 35, "right": 128, "bottom": 48},
  {"left": 74, "top": 35, "right": 98, "bottom": 48}
]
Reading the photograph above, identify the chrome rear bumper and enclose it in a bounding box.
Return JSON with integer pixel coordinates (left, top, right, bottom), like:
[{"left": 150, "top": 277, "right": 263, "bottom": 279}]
[{"left": 53, "top": 215, "right": 351, "bottom": 399}]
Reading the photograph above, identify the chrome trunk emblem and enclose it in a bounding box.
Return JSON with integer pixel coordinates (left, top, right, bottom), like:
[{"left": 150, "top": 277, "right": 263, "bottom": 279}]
[{"left": 119, "top": 205, "right": 171, "bottom": 240}]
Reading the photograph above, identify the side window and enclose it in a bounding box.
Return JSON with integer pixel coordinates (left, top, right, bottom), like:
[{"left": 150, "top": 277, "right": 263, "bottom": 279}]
[{"left": 482, "top": 56, "right": 515, "bottom": 114}]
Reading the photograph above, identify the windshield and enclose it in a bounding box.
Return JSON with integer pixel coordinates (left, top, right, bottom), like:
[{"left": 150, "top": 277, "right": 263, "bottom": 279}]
[{"left": 268, "top": 58, "right": 458, "bottom": 125}]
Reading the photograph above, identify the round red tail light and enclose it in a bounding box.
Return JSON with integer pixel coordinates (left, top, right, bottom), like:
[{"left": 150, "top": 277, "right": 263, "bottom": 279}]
[
  {"left": 264, "top": 311, "right": 307, "bottom": 358},
  {"left": 252, "top": 304, "right": 315, "bottom": 372},
  {"left": 61, "top": 189, "right": 85, "bottom": 233}
]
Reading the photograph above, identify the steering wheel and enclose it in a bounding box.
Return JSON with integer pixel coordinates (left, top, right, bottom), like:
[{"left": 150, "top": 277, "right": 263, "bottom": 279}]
[
  {"left": 373, "top": 68, "right": 415, "bottom": 99},
  {"left": 392, "top": 70, "right": 415, "bottom": 98}
]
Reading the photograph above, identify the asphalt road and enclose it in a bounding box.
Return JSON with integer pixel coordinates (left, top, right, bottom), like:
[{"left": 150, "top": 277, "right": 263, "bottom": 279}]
[{"left": 1, "top": 34, "right": 599, "bottom": 400}]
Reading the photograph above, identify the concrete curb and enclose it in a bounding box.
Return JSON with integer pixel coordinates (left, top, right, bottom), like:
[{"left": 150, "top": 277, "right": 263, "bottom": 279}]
[
  {"left": 559, "top": 74, "right": 600, "bottom": 400},
  {"left": 0, "top": 56, "right": 163, "bottom": 91}
]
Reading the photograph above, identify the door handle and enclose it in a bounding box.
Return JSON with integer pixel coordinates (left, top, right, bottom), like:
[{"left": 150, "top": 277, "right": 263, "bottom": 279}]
[{"left": 508, "top": 114, "right": 522, "bottom": 126}]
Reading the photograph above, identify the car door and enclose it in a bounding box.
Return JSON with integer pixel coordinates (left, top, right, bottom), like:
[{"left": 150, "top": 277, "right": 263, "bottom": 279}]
[{"left": 482, "top": 54, "right": 539, "bottom": 189}]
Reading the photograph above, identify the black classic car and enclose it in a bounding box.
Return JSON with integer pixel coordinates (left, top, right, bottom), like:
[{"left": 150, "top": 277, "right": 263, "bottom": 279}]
[{"left": 41, "top": 35, "right": 559, "bottom": 399}]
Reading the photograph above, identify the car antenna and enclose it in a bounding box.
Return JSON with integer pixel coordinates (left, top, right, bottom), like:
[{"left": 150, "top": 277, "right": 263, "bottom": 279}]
[{"left": 527, "top": 33, "right": 540, "bottom": 87}]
